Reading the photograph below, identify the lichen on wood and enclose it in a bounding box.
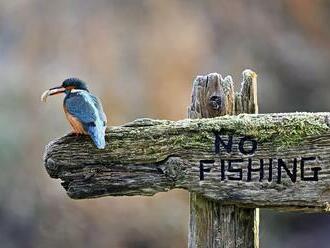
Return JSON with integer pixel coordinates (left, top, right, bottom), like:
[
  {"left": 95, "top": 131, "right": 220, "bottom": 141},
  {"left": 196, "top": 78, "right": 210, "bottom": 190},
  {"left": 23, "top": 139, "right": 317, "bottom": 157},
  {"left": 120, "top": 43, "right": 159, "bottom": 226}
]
[{"left": 204, "top": 112, "right": 329, "bottom": 149}]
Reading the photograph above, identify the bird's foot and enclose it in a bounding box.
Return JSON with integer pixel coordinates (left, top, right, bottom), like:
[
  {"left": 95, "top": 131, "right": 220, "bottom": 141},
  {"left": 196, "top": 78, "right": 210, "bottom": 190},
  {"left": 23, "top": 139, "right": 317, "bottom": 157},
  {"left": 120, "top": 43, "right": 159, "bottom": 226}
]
[
  {"left": 68, "top": 132, "right": 83, "bottom": 137},
  {"left": 67, "top": 132, "right": 76, "bottom": 137}
]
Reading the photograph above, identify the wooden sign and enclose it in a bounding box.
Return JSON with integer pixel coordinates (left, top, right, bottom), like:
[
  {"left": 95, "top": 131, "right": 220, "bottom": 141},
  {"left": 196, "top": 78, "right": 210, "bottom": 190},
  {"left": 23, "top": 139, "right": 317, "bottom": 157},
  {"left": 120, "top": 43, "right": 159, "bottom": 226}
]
[{"left": 44, "top": 112, "right": 330, "bottom": 212}]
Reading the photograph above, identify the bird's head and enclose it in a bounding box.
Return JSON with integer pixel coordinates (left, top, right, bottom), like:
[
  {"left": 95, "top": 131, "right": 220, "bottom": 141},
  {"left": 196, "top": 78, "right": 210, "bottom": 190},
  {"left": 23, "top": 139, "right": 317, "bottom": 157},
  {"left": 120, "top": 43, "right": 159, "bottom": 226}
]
[{"left": 41, "top": 78, "right": 89, "bottom": 102}]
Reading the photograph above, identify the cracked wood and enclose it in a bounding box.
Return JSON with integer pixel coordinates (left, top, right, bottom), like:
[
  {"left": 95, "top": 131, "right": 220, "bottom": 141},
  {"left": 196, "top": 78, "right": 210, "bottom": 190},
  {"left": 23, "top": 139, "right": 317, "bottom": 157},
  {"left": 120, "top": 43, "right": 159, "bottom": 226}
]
[{"left": 188, "top": 69, "right": 259, "bottom": 248}]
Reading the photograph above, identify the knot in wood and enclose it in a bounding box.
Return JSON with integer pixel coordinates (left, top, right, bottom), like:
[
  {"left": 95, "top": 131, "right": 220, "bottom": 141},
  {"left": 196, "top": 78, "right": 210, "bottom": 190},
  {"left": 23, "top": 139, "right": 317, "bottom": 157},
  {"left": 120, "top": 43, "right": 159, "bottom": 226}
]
[
  {"left": 45, "top": 158, "right": 59, "bottom": 178},
  {"left": 159, "top": 157, "right": 186, "bottom": 181},
  {"left": 208, "top": 95, "right": 222, "bottom": 111}
]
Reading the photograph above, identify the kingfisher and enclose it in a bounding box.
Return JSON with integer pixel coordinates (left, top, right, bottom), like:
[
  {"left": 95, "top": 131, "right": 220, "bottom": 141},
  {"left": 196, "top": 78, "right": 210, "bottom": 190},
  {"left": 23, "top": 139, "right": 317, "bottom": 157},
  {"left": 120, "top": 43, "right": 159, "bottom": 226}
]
[{"left": 41, "top": 78, "right": 107, "bottom": 149}]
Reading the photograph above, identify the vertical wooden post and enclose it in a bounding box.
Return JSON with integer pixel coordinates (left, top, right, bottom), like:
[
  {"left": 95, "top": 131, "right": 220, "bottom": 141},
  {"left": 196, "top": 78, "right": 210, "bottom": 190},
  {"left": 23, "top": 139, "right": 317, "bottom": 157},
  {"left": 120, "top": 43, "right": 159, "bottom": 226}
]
[{"left": 188, "top": 69, "right": 259, "bottom": 248}]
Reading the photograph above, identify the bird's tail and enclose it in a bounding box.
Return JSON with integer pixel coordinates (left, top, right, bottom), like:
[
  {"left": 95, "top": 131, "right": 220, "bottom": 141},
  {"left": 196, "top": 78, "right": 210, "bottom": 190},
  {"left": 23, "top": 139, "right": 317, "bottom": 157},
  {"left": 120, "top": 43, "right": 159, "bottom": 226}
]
[{"left": 87, "top": 124, "right": 106, "bottom": 149}]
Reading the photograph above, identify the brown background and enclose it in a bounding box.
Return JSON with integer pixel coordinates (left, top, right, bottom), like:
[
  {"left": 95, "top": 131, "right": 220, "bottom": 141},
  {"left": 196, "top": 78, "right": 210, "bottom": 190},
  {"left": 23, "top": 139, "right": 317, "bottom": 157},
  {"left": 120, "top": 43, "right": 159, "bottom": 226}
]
[{"left": 0, "top": 1, "right": 330, "bottom": 247}]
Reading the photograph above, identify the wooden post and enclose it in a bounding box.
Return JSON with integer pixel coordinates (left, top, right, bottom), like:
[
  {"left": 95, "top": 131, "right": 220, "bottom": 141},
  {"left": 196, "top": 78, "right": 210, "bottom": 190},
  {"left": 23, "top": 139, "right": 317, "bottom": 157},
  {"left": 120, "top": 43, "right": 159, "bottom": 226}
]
[{"left": 188, "top": 70, "right": 259, "bottom": 248}]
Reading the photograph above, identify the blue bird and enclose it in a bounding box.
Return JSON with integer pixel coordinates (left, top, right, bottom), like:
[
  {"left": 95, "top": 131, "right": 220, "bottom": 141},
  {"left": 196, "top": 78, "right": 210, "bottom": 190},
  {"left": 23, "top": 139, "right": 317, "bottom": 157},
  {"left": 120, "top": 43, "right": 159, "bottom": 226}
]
[{"left": 41, "top": 78, "right": 107, "bottom": 149}]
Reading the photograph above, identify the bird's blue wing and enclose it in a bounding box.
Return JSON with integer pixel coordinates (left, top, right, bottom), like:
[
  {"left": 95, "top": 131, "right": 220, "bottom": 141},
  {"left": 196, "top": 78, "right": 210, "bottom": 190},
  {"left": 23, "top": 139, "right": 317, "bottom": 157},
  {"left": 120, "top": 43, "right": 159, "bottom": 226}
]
[
  {"left": 90, "top": 95, "right": 108, "bottom": 125},
  {"left": 64, "top": 92, "right": 97, "bottom": 124},
  {"left": 65, "top": 91, "right": 107, "bottom": 149}
]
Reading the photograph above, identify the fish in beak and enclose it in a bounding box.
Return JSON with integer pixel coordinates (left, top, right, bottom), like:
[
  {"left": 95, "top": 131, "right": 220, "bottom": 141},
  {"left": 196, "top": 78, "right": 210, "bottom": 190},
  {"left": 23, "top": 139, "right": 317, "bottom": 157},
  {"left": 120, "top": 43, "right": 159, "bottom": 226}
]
[{"left": 41, "top": 86, "right": 66, "bottom": 102}]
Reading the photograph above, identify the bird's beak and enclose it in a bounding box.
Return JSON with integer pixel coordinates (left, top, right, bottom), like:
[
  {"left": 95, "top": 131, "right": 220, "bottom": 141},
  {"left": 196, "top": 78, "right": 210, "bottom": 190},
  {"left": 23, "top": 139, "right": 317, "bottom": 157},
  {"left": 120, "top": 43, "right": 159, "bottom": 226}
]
[{"left": 41, "top": 86, "right": 66, "bottom": 102}]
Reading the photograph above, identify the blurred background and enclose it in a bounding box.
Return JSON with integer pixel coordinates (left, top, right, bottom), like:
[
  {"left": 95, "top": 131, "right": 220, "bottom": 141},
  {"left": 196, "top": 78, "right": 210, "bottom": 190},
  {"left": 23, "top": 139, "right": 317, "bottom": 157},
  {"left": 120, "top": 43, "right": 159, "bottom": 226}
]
[{"left": 0, "top": 0, "right": 330, "bottom": 247}]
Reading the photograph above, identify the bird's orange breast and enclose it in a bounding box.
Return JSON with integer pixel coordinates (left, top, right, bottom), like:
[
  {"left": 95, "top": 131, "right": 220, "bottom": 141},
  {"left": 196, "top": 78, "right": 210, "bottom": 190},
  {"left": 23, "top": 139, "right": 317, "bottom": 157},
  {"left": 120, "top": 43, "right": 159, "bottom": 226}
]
[{"left": 64, "top": 106, "right": 87, "bottom": 134}]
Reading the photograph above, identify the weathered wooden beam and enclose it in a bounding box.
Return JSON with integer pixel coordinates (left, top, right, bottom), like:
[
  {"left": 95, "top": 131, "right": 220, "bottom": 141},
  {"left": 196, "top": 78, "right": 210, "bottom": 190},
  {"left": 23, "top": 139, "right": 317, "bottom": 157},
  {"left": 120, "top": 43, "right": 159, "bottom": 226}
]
[
  {"left": 188, "top": 70, "right": 259, "bottom": 248},
  {"left": 43, "top": 112, "right": 330, "bottom": 212}
]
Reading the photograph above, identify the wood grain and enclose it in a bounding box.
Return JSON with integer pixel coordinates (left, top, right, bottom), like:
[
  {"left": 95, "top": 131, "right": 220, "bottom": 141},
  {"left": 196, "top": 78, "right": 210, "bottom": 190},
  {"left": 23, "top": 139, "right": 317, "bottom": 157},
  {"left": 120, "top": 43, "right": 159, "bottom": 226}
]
[{"left": 43, "top": 110, "right": 330, "bottom": 212}]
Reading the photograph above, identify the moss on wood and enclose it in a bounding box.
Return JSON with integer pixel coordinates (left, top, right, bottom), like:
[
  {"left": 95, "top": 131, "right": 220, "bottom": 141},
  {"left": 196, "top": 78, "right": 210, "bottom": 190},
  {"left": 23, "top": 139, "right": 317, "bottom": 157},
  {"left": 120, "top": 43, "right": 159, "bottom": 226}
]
[{"left": 170, "top": 112, "right": 329, "bottom": 149}]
